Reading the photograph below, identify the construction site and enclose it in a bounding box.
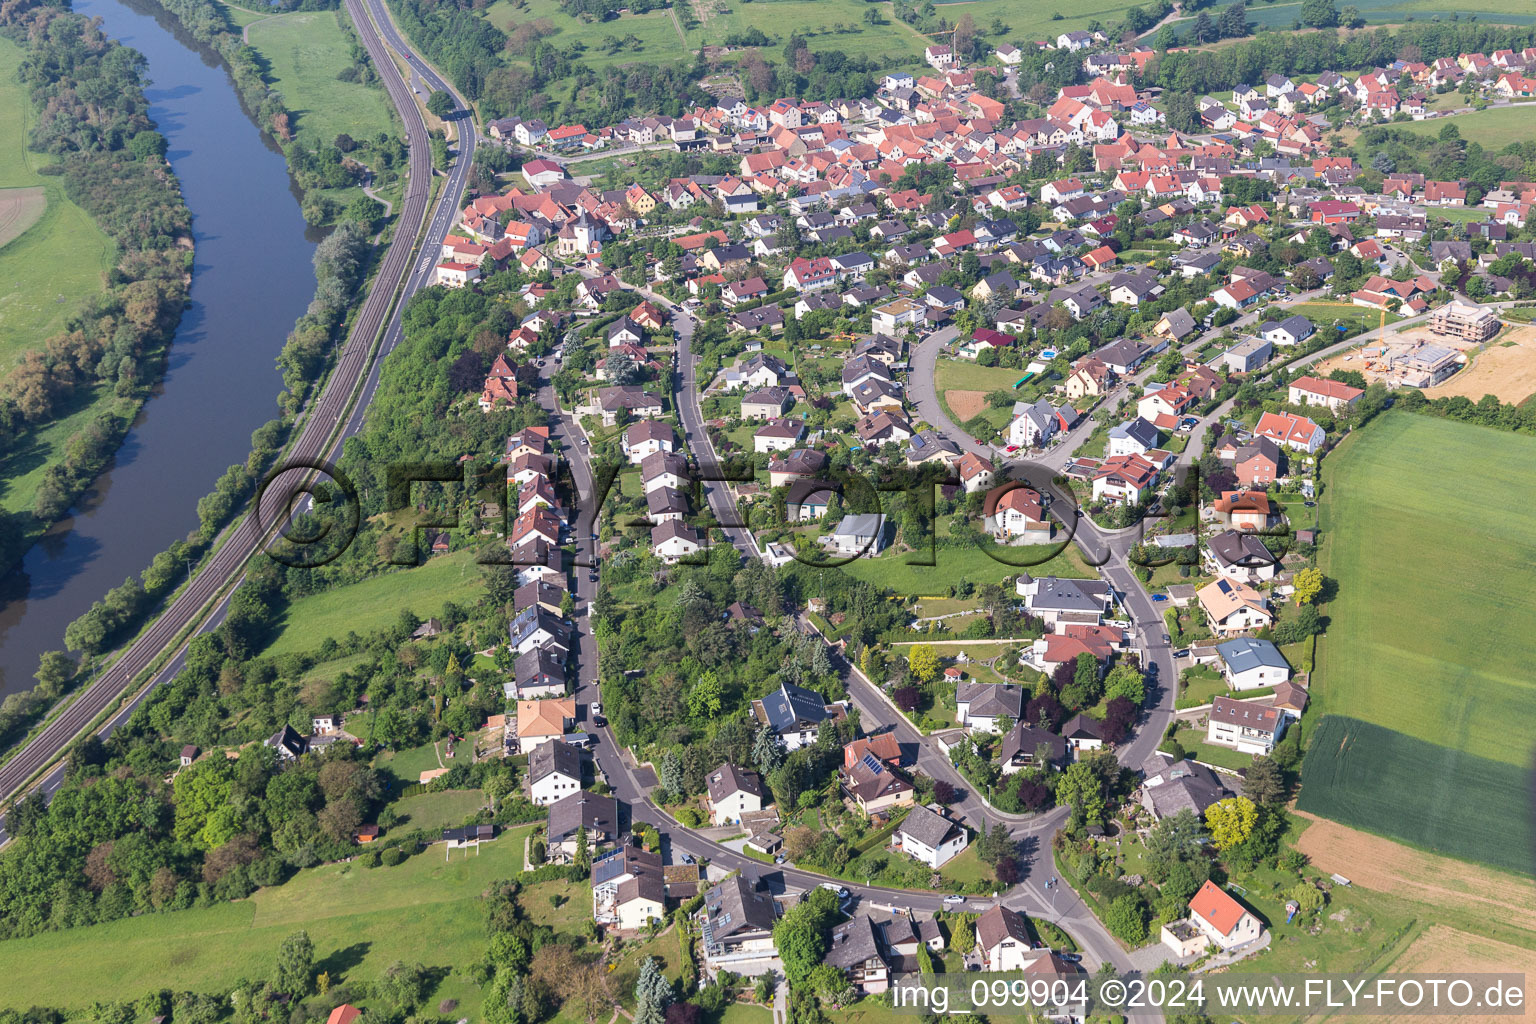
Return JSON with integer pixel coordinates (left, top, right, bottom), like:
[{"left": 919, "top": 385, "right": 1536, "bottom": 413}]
[{"left": 1311, "top": 307, "right": 1503, "bottom": 390}]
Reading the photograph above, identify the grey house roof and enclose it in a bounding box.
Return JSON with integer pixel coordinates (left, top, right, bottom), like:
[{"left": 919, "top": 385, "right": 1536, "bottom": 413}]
[
  {"left": 547, "top": 790, "right": 618, "bottom": 842},
  {"left": 899, "top": 804, "right": 963, "bottom": 848},
  {"left": 701, "top": 875, "right": 778, "bottom": 947},
  {"left": 762, "top": 682, "right": 832, "bottom": 735},
  {"left": 1026, "top": 576, "right": 1112, "bottom": 613},
  {"left": 1142, "top": 753, "right": 1230, "bottom": 819},
  {"left": 1216, "top": 637, "right": 1289, "bottom": 675},
  {"left": 706, "top": 763, "right": 763, "bottom": 803},
  {"left": 999, "top": 722, "right": 1067, "bottom": 765},
  {"left": 1207, "top": 530, "right": 1276, "bottom": 570},
  {"left": 1108, "top": 417, "right": 1161, "bottom": 449},
  {"left": 529, "top": 739, "right": 584, "bottom": 786},
  {"left": 956, "top": 681, "right": 1025, "bottom": 719},
  {"left": 825, "top": 915, "right": 884, "bottom": 970},
  {"left": 831, "top": 513, "right": 888, "bottom": 546}
]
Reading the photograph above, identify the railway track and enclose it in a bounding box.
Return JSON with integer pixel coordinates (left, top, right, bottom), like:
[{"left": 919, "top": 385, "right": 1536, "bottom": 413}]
[{"left": 0, "top": 0, "right": 470, "bottom": 809}]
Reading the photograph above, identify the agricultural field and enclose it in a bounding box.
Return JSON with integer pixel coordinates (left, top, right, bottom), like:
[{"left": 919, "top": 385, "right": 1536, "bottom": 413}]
[
  {"left": 1399, "top": 103, "right": 1536, "bottom": 150},
  {"left": 0, "top": 825, "right": 536, "bottom": 1013},
  {"left": 0, "top": 37, "right": 115, "bottom": 373},
  {"left": 1309, "top": 413, "right": 1536, "bottom": 765},
  {"left": 264, "top": 549, "right": 488, "bottom": 656},
  {"left": 1291, "top": 812, "right": 1536, "bottom": 932},
  {"left": 1297, "top": 413, "right": 1536, "bottom": 870},
  {"left": 241, "top": 8, "right": 397, "bottom": 148},
  {"left": 1297, "top": 716, "right": 1533, "bottom": 875}
]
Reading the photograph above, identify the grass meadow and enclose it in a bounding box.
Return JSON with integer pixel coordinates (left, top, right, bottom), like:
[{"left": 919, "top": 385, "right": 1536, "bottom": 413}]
[
  {"left": 0, "top": 824, "right": 536, "bottom": 1013},
  {"left": 264, "top": 549, "right": 487, "bottom": 655},
  {"left": 244, "top": 9, "right": 397, "bottom": 148},
  {"left": 0, "top": 36, "right": 114, "bottom": 372},
  {"left": 1399, "top": 104, "right": 1536, "bottom": 150}
]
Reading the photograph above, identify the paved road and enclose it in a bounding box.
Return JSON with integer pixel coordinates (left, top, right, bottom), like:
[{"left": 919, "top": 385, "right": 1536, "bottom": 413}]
[{"left": 0, "top": 0, "right": 473, "bottom": 832}]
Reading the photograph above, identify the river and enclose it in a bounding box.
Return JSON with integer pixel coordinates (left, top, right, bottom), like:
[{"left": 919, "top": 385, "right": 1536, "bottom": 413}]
[{"left": 0, "top": 0, "right": 317, "bottom": 696}]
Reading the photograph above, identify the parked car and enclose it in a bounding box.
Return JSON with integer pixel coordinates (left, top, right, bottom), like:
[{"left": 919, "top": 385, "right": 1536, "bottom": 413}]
[
  {"left": 943, "top": 894, "right": 966, "bottom": 906},
  {"left": 819, "top": 882, "right": 850, "bottom": 899}
]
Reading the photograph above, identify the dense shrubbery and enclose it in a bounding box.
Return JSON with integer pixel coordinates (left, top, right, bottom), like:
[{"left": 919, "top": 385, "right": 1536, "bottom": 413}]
[{"left": 0, "top": 0, "right": 192, "bottom": 553}]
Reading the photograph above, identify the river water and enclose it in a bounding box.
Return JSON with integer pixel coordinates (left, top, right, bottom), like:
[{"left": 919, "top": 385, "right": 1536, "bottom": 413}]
[{"left": 0, "top": 0, "right": 317, "bottom": 696}]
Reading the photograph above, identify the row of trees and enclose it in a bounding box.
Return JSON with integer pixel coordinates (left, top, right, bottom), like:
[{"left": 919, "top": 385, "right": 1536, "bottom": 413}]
[{"left": 0, "top": 0, "right": 193, "bottom": 561}]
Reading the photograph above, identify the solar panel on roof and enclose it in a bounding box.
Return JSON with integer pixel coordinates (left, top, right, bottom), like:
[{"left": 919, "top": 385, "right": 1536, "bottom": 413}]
[{"left": 861, "top": 752, "right": 885, "bottom": 775}]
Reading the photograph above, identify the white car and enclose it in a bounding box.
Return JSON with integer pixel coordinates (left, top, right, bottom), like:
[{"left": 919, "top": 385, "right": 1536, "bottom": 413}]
[
  {"left": 943, "top": 894, "right": 966, "bottom": 905},
  {"left": 590, "top": 701, "right": 603, "bottom": 718},
  {"left": 819, "top": 882, "right": 850, "bottom": 899}
]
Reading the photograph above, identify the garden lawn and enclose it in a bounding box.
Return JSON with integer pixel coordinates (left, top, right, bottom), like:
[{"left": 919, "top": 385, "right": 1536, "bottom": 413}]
[
  {"left": 936, "top": 844, "right": 994, "bottom": 888},
  {"left": 1399, "top": 104, "right": 1536, "bottom": 150},
  {"left": 389, "top": 788, "right": 488, "bottom": 832},
  {"left": 832, "top": 537, "right": 1095, "bottom": 597},
  {"left": 1171, "top": 724, "right": 1255, "bottom": 773},
  {"left": 0, "top": 826, "right": 534, "bottom": 1013},
  {"left": 1283, "top": 302, "right": 1398, "bottom": 335},
  {"left": 935, "top": 357, "right": 1038, "bottom": 395},
  {"left": 373, "top": 740, "right": 446, "bottom": 786},
  {"left": 264, "top": 549, "right": 487, "bottom": 655},
  {"left": 244, "top": 9, "right": 397, "bottom": 148}
]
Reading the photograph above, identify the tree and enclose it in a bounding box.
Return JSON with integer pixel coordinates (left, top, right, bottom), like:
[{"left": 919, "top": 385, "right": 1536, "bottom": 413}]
[
  {"left": 894, "top": 685, "right": 922, "bottom": 711},
  {"left": 753, "top": 726, "right": 784, "bottom": 775},
  {"left": 1105, "top": 893, "right": 1149, "bottom": 943},
  {"left": 908, "top": 644, "right": 939, "bottom": 683},
  {"left": 660, "top": 751, "right": 685, "bottom": 800},
  {"left": 688, "top": 670, "right": 723, "bottom": 720},
  {"left": 427, "top": 90, "right": 456, "bottom": 118},
  {"left": 1056, "top": 761, "right": 1106, "bottom": 827},
  {"left": 1218, "top": 0, "right": 1247, "bottom": 37},
  {"left": 1191, "top": 10, "right": 1216, "bottom": 42},
  {"left": 634, "top": 956, "right": 673, "bottom": 1024},
  {"left": 773, "top": 889, "right": 837, "bottom": 986},
  {"left": 1300, "top": 0, "right": 1338, "bottom": 27},
  {"left": 1242, "top": 756, "right": 1285, "bottom": 805},
  {"left": 1293, "top": 567, "right": 1324, "bottom": 605},
  {"left": 1288, "top": 881, "right": 1325, "bottom": 914},
  {"left": 1103, "top": 662, "right": 1145, "bottom": 707},
  {"left": 1145, "top": 809, "right": 1206, "bottom": 881},
  {"left": 483, "top": 561, "right": 519, "bottom": 606},
  {"left": 1205, "top": 796, "right": 1258, "bottom": 851},
  {"left": 976, "top": 821, "right": 1016, "bottom": 867},
  {"left": 34, "top": 650, "right": 78, "bottom": 698},
  {"left": 574, "top": 824, "right": 590, "bottom": 872},
  {"left": 271, "top": 931, "right": 314, "bottom": 998}
]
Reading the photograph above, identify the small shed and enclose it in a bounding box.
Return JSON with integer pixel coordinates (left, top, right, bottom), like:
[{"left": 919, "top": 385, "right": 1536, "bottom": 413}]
[{"left": 180, "top": 744, "right": 199, "bottom": 767}]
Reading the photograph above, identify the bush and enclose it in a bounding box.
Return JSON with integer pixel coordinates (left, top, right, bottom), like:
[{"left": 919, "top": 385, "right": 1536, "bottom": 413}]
[
  {"left": 381, "top": 847, "right": 407, "bottom": 867},
  {"left": 361, "top": 850, "right": 381, "bottom": 868}
]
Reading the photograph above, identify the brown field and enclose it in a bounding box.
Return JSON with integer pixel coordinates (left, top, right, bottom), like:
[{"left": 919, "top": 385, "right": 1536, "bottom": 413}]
[
  {"left": 1425, "top": 324, "right": 1536, "bottom": 404},
  {"left": 0, "top": 186, "right": 45, "bottom": 248},
  {"left": 946, "top": 389, "right": 987, "bottom": 420},
  {"left": 1293, "top": 812, "right": 1536, "bottom": 926},
  {"left": 1347, "top": 926, "right": 1536, "bottom": 1024}
]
